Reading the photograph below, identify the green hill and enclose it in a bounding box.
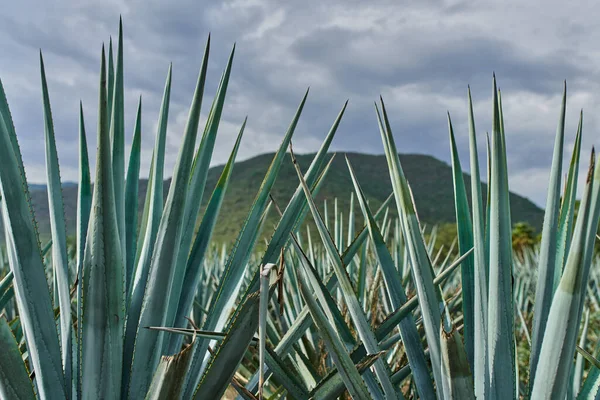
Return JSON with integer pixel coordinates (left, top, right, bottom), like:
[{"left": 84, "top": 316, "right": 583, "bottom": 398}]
[{"left": 26, "top": 151, "right": 544, "bottom": 245}]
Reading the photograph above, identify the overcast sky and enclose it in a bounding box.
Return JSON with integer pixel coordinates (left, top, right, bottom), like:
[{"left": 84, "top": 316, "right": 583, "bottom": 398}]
[{"left": 1, "top": 0, "right": 598, "bottom": 207}]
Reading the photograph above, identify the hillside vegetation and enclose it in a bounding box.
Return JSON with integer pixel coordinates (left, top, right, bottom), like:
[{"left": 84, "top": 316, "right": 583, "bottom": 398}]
[{"left": 28, "top": 151, "right": 544, "bottom": 244}]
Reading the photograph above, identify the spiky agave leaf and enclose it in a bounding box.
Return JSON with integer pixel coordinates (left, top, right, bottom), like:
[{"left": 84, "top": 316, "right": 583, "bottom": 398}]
[
  {"left": 341, "top": 193, "right": 394, "bottom": 265},
  {"left": 192, "top": 288, "right": 275, "bottom": 399},
  {"left": 575, "top": 141, "right": 600, "bottom": 330},
  {"left": 228, "top": 105, "right": 348, "bottom": 388},
  {"left": 107, "top": 37, "right": 115, "bottom": 124},
  {"left": 241, "top": 155, "right": 346, "bottom": 395},
  {"left": 258, "top": 263, "right": 276, "bottom": 399},
  {"left": 531, "top": 151, "right": 597, "bottom": 399},
  {"left": 171, "top": 119, "right": 246, "bottom": 352},
  {"left": 555, "top": 112, "right": 582, "bottom": 288},
  {"left": 127, "top": 36, "right": 210, "bottom": 398},
  {"left": 572, "top": 153, "right": 600, "bottom": 400},
  {"left": 146, "top": 327, "right": 259, "bottom": 343},
  {"left": 447, "top": 113, "right": 475, "bottom": 370},
  {"left": 183, "top": 90, "right": 309, "bottom": 398},
  {"left": 486, "top": 78, "right": 515, "bottom": 399},
  {"left": 577, "top": 343, "right": 600, "bottom": 399},
  {"left": 76, "top": 101, "right": 92, "bottom": 399},
  {"left": 291, "top": 147, "right": 399, "bottom": 399},
  {"left": 297, "top": 269, "right": 372, "bottom": 399},
  {"left": 0, "top": 316, "right": 35, "bottom": 400},
  {"left": 374, "top": 248, "right": 472, "bottom": 342},
  {"left": 309, "top": 352, "right": 386, "bottom": 400},
  {"left": 347, "top": 157, "right": 435, "bottom": 399},
  {"left": 377, "top": 97, "right": 444, "bottom": 393},
  {"left": 81, "top": 45, "right": 125, "bottom": 399},
  {"left": 288, "top": 232, "right": 359, "bottom": 356},
  {"left": 484, "top": 132, "right": 492, "bottom": 263},
  {"left": 572, "top": 308, "right": 590, "bottom": 398},
  {"left": 110, "top": 18, "right": 126, "bottom": 267},
  {"left": 261, "top": 345, "right": 312, "bottom": 399},
  {"left": 123, "top": 64, "right": 171, "bottom": 396},
  {"left": 40, "top": 52, "right": 73, "bottom": 391},
  {"left": 251, "top": 101, "right": 347, "bottom": 286},
  {"left": 529, "top": 83, "right": 567, "bottom": 387},
  {"left": 0, "top": 271, "right": 13, "bottom": 300},
  {"left": 165, "top": 45, "right": 235, "bottom": 354},
  {"left": 466, "top": 86, "right": 489, "bottom": 400},
  {"left": 0, "top": 79, "right": 67, "bottom": 399},
  {"left": 124, "top": 97, "right": 142, "bottom": 296}
]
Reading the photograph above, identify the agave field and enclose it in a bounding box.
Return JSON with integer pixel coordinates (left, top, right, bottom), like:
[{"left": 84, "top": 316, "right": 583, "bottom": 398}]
[{"left": 1, "top": 20, "right": 600, "bottom": 400}]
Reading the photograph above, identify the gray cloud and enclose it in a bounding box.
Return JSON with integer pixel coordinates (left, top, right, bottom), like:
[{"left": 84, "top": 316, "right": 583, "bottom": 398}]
[{"left": 0, "top": 0, "right": 598, "bottom": 207}]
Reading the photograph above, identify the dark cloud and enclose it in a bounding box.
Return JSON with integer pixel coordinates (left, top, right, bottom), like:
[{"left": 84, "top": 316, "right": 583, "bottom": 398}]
[
  {"left": 291, "top": 27, "right": 583, "bottom": 97},
  {"left": 0, "top": 0, "right": 597, "bottom": 206}
]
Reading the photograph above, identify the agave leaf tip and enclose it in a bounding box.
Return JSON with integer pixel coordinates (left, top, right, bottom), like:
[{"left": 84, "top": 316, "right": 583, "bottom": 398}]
[{"left": 587, "top": 148, "right": 595, "bottom": 183}]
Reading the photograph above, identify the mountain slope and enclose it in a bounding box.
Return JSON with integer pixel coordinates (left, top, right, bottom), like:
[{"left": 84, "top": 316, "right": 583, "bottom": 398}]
[{"left": 26, "top": 151, "right": 544, "bottom": 245}]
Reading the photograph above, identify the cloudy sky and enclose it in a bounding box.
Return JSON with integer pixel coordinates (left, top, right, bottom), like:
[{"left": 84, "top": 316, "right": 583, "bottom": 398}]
[{"left": 0, "top": 0, "right": 598, "bottom": 207}]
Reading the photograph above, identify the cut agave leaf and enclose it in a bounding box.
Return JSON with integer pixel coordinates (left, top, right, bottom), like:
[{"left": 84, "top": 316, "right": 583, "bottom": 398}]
[
  {"left": 440, "top": 318, "right": 475, "bottom": 399},
  {"left": 145, "top": 339, "right": 195, "bottom": 400}
]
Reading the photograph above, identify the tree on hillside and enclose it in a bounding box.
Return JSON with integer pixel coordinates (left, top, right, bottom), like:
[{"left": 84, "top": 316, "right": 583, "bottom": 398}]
[{"left": 512, "top": 222, "right": 537, "bottom": 255}]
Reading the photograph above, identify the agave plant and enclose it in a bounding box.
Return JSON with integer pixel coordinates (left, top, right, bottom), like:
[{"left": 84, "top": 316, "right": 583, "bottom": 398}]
[{"left": 0, "top": 18, "right": 599, "bottom": 400}]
